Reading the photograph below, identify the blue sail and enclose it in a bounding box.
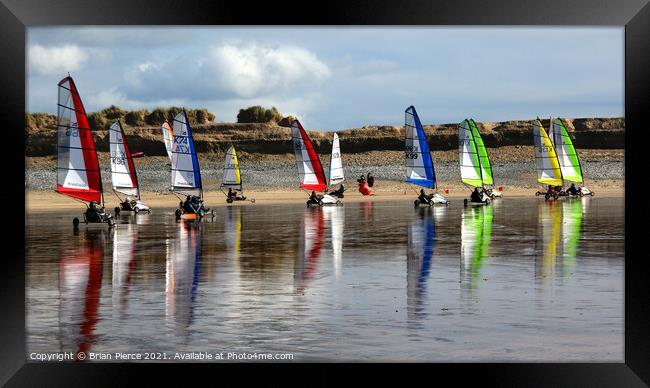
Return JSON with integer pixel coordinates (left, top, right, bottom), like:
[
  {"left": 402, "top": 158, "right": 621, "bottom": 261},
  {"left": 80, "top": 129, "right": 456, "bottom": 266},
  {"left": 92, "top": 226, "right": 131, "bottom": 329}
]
[
  {"left": 405, "top": 106, "right": 436, "bottom": 188},
  {"left": 170, "top": 111, "right": 202, "bottom": 197}
]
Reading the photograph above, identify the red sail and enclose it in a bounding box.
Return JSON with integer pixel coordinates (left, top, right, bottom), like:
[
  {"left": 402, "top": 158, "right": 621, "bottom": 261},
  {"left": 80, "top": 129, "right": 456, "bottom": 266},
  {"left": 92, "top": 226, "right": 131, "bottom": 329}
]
[
  {"left": 291, "top": 120, "right": 327, "bottom": 192},
  {"left": 56, "top": 76, "right": 102, "bottom": 203}
]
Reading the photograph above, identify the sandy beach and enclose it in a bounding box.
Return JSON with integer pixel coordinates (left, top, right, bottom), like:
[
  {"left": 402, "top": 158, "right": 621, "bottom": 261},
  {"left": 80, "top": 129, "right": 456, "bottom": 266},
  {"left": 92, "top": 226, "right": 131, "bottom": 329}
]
[{"left": 26, "top": 182, "right": 624, "bottom": 212}]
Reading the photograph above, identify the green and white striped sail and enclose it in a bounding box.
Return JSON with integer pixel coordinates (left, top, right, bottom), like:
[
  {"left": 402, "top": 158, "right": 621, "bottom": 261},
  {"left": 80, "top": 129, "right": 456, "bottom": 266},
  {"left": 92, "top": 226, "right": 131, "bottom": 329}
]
[
  {"left": 458, "top": 119, "right": 482, "bottom": 187},
  {"left": 551, "top": 118, "right": 583, "bottom": 183},
  {"left": 470, "top": 119, "right": 493, "bottom": 186},
  {"left": 458, "top": 118, "right": 494, "bottom": 187}
]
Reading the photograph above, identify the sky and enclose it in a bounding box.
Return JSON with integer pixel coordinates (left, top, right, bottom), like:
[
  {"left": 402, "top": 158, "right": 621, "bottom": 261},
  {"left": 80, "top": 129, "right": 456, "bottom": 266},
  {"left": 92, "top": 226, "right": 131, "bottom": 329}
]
[{"left": 27, "top": 27, "right": 624, "bottom": 130}]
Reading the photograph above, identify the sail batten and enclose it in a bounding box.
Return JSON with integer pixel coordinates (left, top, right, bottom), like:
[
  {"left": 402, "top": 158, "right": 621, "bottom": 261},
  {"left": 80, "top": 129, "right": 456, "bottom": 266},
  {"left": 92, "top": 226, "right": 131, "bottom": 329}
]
[
  {"left": 405, "top": 106, "right": 436, "bottom": 188},
  {"left": 551, "top": 118, "right": 583, "bottom": 183},
  {"left": 533, "top": 118, "right": 563, "bottom": 186},
  {"left": 56, "top": 76, "right": 103, "bottom": 203},
  {"left": 291, "top": 120, "right": 327, "bottom": 192},
  {"left": 109, "top": 120, "right": 139, "bottom": 198},
  {"left": 170, "top": 111, "right": 202, "bottom": 197}
]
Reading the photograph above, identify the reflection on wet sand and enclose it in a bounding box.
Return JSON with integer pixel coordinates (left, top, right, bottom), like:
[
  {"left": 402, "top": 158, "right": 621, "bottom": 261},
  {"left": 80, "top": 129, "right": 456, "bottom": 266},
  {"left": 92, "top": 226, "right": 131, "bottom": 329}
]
[
  {"left": 536, "top": 199, "right": 585, "bottom": 282},
  {"left": 460, "top": 205, "right": 494, "bottom": 296},
  {"left": 295, "top": 208, "right": 325, "bottom": 292},
  {"left": 26, "top": 198, "right": 621, "bottom": 362},
  {"left": 323, "top": 206, "right": 344, "bottom": 280},
  {"left": 224, "top": 206, "right": 242, "bottom": 262},
  {"left": 361, "top": 201, "right": 374, "bottom": 222},
  {"left": 58, "top": 229, "right": 105, "bottom": 356},
  {"left": 165, "top": 220, "right": 202, "bottom": 336},
  {"left": 407, "top": 207, "right": 439, "bottom": 326},
  {"left": 112, "top": 223, "right": 137, "bottom": 320},
  {"left": 561, "top": 199, "right": 584, "bottom": 277}
]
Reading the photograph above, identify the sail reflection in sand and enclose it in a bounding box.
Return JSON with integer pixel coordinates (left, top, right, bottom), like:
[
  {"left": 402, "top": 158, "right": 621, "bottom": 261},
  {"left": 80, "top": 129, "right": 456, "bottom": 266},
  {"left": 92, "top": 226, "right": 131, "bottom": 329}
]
[
  {"left": 323, "top": 206, "right": 344, "bottom": 280},
  {"left": 112, "top": 223, "right": 137, "bottom": 320},
  {"left": 165, "top": 221, "right": 202, "bottom": 335},
  {"left": 407, "top": 207, "right": 438, "bottom": 325},
  {"left": 561, "top": 199, "right": 584, "bottom": 276},
  {"left": 58, "top": 229, "right": 106, "bottom": 357},
  {"left": 460, "top": 205, "right": 494, "bottom": 294},
  {"left": 295, "top": 208, "right": 326, "bottom": 292},
  {"left": 224, "top": 206, "right": 242, "bottom": 262},
  {"left": 536, "top": 201, "right": 563, "bottom": 281},
  {"left": 536, "top": 199, "right": 585, "bottom": 282}
]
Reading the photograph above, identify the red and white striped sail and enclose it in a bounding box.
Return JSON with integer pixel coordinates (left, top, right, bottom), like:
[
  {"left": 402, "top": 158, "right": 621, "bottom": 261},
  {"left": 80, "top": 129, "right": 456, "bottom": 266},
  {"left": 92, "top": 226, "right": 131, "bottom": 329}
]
[
  {"left": 56, "top": 76, "right": 103, "bottom": 203},
  {"left": 109, "top": 120, "right": 139, "bottom": 198},
  {"left": 291, "top": 120, "right": 327, "bottom": 192}
]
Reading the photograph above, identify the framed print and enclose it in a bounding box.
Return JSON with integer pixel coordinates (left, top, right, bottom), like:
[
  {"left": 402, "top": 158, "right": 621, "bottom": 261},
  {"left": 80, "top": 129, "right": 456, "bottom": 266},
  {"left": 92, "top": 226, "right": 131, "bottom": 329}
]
[{"left": 2, "top": 0, "right": 649, "bottom": 385}]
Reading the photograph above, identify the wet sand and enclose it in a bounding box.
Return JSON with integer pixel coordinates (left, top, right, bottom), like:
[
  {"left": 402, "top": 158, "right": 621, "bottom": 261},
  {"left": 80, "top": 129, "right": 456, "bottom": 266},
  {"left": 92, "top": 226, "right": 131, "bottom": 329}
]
[{"left": 26, "top": 197, "right": 625, "bottom": 361}]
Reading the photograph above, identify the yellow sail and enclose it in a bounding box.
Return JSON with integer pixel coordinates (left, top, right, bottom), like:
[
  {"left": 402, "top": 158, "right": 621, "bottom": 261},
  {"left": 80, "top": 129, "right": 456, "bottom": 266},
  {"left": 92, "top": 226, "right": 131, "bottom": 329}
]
[{"left": 533, "top": 119, "right": 563, "bottom": 186}]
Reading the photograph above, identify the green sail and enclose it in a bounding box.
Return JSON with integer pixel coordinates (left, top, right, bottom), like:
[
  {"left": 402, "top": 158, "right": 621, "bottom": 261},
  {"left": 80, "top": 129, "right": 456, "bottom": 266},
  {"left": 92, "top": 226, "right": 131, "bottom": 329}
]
[
  {"left": 458, "top": 119, "right": 483, "bottom": 187},
  {"left": 469, "top": 119, "right": 494, "bottom": 186},
  {"left": 552, "top": 118, "right": 583, "bottom": 183}
]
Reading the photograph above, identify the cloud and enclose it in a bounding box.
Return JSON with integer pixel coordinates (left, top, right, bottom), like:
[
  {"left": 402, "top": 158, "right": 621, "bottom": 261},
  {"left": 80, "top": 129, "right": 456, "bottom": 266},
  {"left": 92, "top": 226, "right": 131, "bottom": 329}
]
[
  {"left": 28, "top": 44, "right": 88, "bottom": 75},
  {"left": 120, "top": 42, "right": 331, "bottom": 102},
  {"left": 208, "top": 43, "right": 331, "bottom": 98}
]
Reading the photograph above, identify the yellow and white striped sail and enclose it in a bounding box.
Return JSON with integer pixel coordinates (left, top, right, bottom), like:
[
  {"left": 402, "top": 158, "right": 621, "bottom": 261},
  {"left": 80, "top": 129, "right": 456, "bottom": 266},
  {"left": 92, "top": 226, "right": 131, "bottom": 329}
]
[
  {"left": 533, "top": 119, "right": 563, "bottom": 186},
  {"left": 223, "top": 145, "right": 242, "bottom": 190}
]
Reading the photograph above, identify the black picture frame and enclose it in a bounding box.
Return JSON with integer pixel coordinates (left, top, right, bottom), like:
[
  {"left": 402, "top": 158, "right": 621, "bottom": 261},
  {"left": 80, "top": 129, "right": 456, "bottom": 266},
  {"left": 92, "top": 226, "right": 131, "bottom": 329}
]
[{"left": 4, "top": 0, "right": 648, "bottom": 385}]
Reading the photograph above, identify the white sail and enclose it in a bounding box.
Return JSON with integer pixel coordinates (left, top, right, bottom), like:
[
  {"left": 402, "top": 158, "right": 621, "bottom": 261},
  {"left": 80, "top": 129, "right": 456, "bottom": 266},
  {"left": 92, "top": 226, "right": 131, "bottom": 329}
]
[
  {"left": 222, "top": 145, "right": 242, "bottom": 190},
  {"left": 109, "top": 121, "right": 139, "bottom": 197},
  {"left": 170, "top": 111, "right": 202, "bottom": 196},
  {"left": 328, "top": 133, "right": 344, "bottom": 187},
  {"left": 162, "top": 121, "right": 174, "bottom": 161}
]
